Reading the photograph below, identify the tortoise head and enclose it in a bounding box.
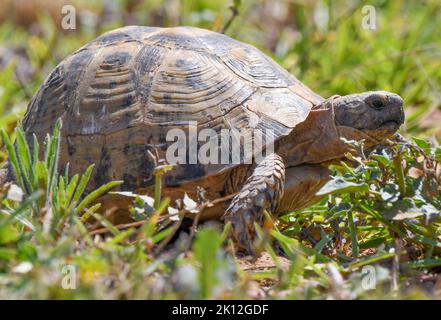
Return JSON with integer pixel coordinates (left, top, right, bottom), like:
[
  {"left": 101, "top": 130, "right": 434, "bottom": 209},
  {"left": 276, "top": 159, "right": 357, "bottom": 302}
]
[{"left": 330, "top": 91, "right": 405, "bottom": 144}]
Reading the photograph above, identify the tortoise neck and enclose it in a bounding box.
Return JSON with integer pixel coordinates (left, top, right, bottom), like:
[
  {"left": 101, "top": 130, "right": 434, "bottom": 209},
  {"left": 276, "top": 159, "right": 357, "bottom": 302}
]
[{"left": 275, "top": 100, "right": 348, "bottom": 167}]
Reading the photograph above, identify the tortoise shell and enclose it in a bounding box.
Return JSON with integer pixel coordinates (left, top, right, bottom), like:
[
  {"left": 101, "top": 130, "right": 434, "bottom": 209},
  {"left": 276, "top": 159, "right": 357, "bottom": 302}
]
[{"left": 23, "top": 26, "right": 323, "bottom": 190}]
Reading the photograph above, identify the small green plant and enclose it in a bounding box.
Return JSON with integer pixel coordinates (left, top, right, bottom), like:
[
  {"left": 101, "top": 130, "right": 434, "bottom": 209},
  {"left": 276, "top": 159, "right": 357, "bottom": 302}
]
[
  {"left": 0, "top": 119, "right": 241, "bottom": 299},
  {"left": 279, "top": 137, "right": 441, "bottom": 297},
  {"left": 319, "top": 137, "right": 441, "bottom": 259},
  {"left": 0, "top": 119, "right": 123, "bottom": 236}
]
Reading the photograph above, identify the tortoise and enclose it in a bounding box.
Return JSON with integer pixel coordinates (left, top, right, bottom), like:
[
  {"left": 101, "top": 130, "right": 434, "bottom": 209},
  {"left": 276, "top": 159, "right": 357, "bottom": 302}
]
[{"left": 4, "top": 26, "right": 405, "bottom": 253}]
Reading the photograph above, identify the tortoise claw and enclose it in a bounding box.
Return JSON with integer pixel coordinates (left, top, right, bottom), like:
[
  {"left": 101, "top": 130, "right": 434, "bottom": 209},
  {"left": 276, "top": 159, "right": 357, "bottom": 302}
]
[{"left": 225, "top": 209, "right": 260, "bottom": 255}]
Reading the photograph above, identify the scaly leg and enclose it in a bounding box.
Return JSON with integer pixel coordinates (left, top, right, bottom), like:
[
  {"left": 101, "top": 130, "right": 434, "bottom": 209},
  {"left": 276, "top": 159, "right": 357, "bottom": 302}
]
[{"left": 223, "top": 153, "right": 285, "bottom": 253}]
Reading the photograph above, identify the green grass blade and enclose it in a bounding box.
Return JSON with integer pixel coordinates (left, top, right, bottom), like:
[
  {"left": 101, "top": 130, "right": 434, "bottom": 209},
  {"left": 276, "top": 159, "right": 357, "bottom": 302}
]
[
  {"left": 65, "top": 174, "right": 79, "bottom": 206},
  {"left": 15, "top": 126, "right": 33, "bottom": 193},
  {"left": 32, "top": 134, "right": 40, "bottom": 190},
  {"left": 71, "top": 164, "right": 94, "bottom": 206},
  {"left": 80, "top": 203, "right": 101, "bottom": 223},
  {"left": 0, "top": 191, "right": 43, "bottom": 230},
  {"left": 73, "top": 217, "right": 94, "bottom": 246},
  {"left": 74, "top": 180, "right": 123, "bottom": 215},
  {"left": 58, "top": 175, "right": 66, "bottom": 208},
  {"left": 46, "top": 119, "right": 62, "bottom": 195},
  {"left": 92, "top": 213, "right": 120, "bottom": 236},
  {"left": 1, "top": 129, "right": 25, "bottom": 190},
  {"left": 348, "top": 211, "right": 359, "bottom": 258}
]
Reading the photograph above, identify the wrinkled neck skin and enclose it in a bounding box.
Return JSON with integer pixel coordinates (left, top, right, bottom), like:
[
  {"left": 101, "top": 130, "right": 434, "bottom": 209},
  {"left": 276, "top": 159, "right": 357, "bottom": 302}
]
[{"left": 276, "top": 99, "right": 381, "bottom": 168}]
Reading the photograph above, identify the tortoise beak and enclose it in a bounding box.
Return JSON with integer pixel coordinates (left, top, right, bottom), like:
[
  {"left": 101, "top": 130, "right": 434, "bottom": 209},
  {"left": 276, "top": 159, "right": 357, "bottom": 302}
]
[{"left": 378, "top": 93, "right": 405, "bottom": 132}]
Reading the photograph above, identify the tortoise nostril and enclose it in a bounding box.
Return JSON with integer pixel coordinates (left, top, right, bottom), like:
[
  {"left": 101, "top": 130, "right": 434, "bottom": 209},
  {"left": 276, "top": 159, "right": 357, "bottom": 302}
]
[{"left": 388, "top": 94, "right": 403, "bottom": 107}]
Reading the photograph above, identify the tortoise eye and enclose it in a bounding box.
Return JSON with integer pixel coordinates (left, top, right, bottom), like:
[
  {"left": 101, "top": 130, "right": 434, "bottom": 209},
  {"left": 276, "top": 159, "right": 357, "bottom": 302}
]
[{"left": 371, "top": 99, "right": 385, "bottom": 110}]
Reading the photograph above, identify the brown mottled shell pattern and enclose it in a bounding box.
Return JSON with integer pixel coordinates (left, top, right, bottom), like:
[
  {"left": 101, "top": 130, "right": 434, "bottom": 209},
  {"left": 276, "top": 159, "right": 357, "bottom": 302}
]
[{"left": 22, "top": 26, "right": 323, "bottom": 191}]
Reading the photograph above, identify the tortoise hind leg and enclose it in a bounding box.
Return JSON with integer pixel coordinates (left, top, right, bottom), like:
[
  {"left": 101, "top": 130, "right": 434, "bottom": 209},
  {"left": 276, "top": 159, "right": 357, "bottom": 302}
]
[
  {"left": 277, "top": 164, "right": 331, "bottom": 214},
  {"left": 223, "top": 153, "right": 285, "bottom": 254}
]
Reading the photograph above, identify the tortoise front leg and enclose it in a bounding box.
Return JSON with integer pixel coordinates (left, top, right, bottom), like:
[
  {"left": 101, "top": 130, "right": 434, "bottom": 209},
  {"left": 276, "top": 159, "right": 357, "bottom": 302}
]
[{"left": 223, "top": 153, "right": 285, "bottom": 254}]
